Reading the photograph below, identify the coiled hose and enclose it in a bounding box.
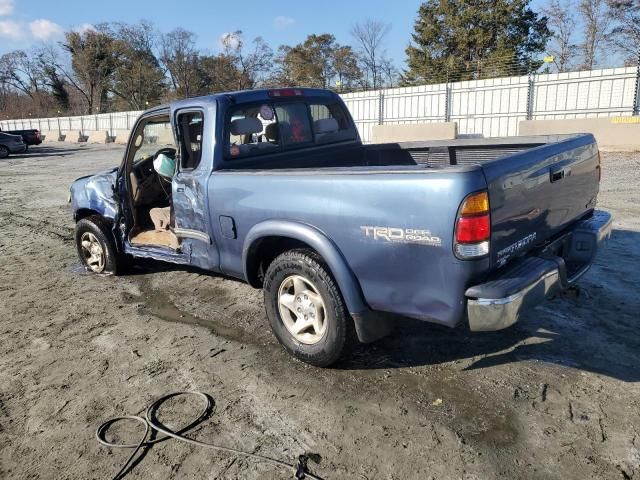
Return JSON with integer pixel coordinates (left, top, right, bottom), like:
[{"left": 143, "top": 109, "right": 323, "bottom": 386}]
[{"left": 96, "top": 391, "right": 323, "bottom": 480}]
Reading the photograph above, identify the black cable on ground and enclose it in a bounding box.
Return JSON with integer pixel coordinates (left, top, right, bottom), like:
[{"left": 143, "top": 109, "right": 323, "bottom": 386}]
[{"left": 96, "top": 391, "right": 323, "bottom": 480}]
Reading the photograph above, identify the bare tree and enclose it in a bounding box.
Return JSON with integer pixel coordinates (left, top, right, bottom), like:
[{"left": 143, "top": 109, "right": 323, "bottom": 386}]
[
  {"left": 0, "top": 50, "right": 46, "bottom": 98},
  {"left": 61, "top": 24, "right": 120, "bottom": 113},
  {"left": 221, "top": 31, "right": 273, "bottom": 90},
  {"left": 379, "top": 57, "right": 398, "bottom": 88},
  {"left": 542, "top": 0, "right": 578, "bottom": 71},
  {"left": 160, "top": 28, "right": 203, "bottom": 99},
  {"left": 110, "top": 21, "right": 166, "bottom": 109},
  {"left": 578, "top": 0, "right": 612, "bottom": 69},
  {"left": 607, "top": 0, "right": 640, "bottom": 63},
  {"left": 350, "top": 19, "right": 391, "bottom": 89}
]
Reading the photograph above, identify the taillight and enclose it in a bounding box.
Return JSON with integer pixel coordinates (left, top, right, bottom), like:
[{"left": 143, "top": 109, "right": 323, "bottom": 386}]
[
  {"left": 268, "top": 89, "right": 304, "bottom": 97},
  {"left": 454, "top": 191, "right": 490, "bottom": 259}
]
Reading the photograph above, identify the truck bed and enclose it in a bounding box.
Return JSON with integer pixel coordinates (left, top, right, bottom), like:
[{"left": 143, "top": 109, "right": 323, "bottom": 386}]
[
  {"left": 363, "top": 134, "right": 583, "bottom": 168},
  {"left": 215, "top": 132, "right": 600, "bottom": 325}
]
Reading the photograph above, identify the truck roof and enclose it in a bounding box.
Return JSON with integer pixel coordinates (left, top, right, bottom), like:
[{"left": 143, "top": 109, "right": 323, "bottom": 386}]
[{"left": 152, "top": 88, "right": 341, "bottom": 114}]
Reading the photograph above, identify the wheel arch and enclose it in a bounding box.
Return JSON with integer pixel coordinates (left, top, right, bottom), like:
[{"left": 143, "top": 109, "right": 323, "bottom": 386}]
[
  {"left": 74, "top": 208, "right": 105, "bottom": 223},
  {"left": 243, "top": 220, "right": 368, "bottom": 315}
]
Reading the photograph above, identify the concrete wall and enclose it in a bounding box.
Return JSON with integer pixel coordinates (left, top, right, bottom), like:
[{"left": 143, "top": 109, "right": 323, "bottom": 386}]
[
  {"left": 114, "top": 129, "right": 131, "bottom": 145},
  {"left": 371, "top": 122, "right": 458, "bottom": 143},
  {"left": 85, "top": 131, "right": 112, "bottom": 144},
  {"left": 519, "top": 117, "right": 640, "bottom": 151}
]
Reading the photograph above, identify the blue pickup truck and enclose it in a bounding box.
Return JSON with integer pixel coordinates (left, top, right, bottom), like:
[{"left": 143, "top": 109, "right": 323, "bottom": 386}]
[{"left": 69, "top": 88, "right": 612, "bottom": 366}]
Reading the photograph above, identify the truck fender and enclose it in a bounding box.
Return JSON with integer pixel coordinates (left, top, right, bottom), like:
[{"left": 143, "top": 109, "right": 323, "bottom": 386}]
[{"left": 242, "top": 220, "right": 368, "bottom": 316}]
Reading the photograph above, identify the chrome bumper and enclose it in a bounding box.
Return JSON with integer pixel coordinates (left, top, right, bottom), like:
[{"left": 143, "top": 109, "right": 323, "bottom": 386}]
[{"left": 466, "top": 210, "right": 612, "bottom": 332}]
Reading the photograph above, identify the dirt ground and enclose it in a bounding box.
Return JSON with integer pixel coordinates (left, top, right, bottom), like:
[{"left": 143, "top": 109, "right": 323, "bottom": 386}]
[{"left": 0, "top": 144, "right": 639, "bottom": 480}]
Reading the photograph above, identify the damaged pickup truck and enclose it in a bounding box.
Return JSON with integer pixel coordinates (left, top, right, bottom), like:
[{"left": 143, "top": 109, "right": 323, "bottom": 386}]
[{"left": 69, "top": 88, "right": 612, "bottom": 366}]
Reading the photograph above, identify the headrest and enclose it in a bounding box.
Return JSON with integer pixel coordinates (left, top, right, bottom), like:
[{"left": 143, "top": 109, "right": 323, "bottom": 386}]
[
  {"left": 264, "top": 123, "right": 279, "bottom": 142},
  {"left": 314, "top": 118, "right": 339, "bottom": 134},
  {"left": 230, "top": 117, "right": 263, "bottom": 136}
]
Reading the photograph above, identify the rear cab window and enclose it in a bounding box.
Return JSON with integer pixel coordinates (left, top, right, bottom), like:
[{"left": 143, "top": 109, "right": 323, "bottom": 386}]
[
  {"left": 226, "top": 98, "right": 356, "bottom": 160},
  {"left": 177, "top": 111, "right": 204, "bottom": 170}
]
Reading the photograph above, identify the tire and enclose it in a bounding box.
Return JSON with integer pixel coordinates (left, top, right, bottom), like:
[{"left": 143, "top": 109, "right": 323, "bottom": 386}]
[
  {"left": 74, "top": 216, "right": 129, "bottom": 275},
  {"left": 0, "top": 146, "right": 9, "bottom": 159},
  {"left": 263, "top": 249, "right": 352, "bottom": 367}
]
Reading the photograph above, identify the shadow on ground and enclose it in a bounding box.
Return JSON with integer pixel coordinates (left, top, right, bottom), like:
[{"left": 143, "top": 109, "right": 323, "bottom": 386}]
[
  {"left": 104, "top": 224, "right": 640, "bottom": 383},
  {"left": 7, "top": 145, "right": 91, "bottom": 159}
]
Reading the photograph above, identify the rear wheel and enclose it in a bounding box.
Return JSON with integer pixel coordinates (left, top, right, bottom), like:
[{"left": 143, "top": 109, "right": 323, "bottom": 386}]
[
  {"left": 263, "top": 249, "right": 352, "bottom": 367},
  {"left": 74, "top": 216, "right": 128, "bottom": 275},
  {"left": 0, "top": 146, "right": 9, "bottom": 159}
]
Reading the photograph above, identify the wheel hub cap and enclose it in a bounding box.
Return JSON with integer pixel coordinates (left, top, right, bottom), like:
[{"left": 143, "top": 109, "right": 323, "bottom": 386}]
[
  {"left": 277, "top": 275, "right": 327, "bottom": 345},
  {"left": 80, "top": 232, "right": 105, "bottom": 273}
]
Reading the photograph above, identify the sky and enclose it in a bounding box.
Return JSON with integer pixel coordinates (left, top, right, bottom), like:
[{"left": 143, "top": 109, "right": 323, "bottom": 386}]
[{"left": 0, "top": 0, "right": 430, "bottom": 66}]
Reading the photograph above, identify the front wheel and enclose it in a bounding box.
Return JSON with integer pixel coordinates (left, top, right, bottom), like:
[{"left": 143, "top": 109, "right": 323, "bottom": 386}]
[
  {"left": 263, "top": 249, "right": 352, "bottom": 367},
  {"left": 0, "top": 146, "right": 9, "bottom": 159},
  {"left": 74, "top": 216, "right": 128, "bottom": 275}
]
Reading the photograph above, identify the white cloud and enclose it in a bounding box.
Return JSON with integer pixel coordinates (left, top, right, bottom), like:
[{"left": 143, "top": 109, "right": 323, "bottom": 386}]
[
  {"left": 29, "top": 19, "right": 62, "bottom": 40},
  {"left": 273, "top": 16, "right": 295, "bottom": 30},
  {"left": 0, "top": 19, "right": 23, "bottom": 40},
  {"left": 0, "top": 0, "right": 14, "bottom": 17},
  {"left": 73, "top": 23, "right": 96, "bottom": 34}
]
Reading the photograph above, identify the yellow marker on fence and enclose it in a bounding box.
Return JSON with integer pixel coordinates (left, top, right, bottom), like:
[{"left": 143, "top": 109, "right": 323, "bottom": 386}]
[{"left": 611, "top": 117, "right": 640, "bottom": 124}]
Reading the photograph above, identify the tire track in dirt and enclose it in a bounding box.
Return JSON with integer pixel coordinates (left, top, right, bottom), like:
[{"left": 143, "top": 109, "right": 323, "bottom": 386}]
[{"left": 0, "top": 211, "right": 73, "bottom": 241}]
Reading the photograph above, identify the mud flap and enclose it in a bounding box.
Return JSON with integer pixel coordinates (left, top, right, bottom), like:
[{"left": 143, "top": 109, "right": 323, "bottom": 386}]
[{"left": 352, "top": 311, "right": 394, "bottom": 343}]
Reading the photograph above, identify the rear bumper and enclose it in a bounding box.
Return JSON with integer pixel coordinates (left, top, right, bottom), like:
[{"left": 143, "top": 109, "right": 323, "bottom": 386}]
[{"left": 466, "top": 210, "right": 612, "bottom": 331}]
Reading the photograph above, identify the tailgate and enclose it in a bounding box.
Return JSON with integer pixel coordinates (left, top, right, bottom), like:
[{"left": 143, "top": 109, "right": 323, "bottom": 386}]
[{"left": 481, "top": 134, "right": 600, "bottom": 268}]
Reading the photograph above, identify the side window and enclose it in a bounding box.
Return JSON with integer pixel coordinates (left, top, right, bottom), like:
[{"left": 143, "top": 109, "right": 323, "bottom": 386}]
[
  {"left": 129, "top": 116, "right": 174, "bottom": 165},
  {"left": 227, "top": 104, "right": 278, "bottom": 159},
  {"left": 309, "top": 102, "right": 357, "bottom": 145},
  {"left": 177, "top": 111, "right": 203, "bottom": 170}
]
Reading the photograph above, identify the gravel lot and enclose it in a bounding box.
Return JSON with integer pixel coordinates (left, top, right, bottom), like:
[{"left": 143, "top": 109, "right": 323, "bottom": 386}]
[{"left": 0, "top": 144, "right": 639, "bottom": 480}]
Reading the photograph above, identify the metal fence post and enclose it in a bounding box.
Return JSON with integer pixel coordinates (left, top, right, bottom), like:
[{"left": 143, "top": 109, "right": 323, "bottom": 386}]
[
  {"left": 445, "top": 83, "right": 451, "bottom": 122},
  {"left": 526, "top": 72, "right": 535, "bottom": 120},
  {"left": 109, "top": 113, "right": 113, "bottom": 137},
  {"left": 126, "top": 112, "right": 130, "bottom": 129},
  {"left": 633, "top": 51, "right": 640, "bottom": 116},
  {"left": 378, "top": 90, "right": 384, "bottom": 125}
]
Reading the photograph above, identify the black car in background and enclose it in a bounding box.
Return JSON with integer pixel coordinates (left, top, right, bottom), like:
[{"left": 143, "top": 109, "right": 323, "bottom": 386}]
[
  {"left": 0, "top": 129, "right": 42, "bottom": 148},
  {"left": 0, "top": 132, "right": 27, "bottom": 158}
]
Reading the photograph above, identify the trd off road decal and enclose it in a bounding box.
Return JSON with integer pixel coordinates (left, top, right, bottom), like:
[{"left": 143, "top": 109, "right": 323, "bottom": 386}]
[{"left": 361, "top": 226, "right": 442, "bottom": 247}]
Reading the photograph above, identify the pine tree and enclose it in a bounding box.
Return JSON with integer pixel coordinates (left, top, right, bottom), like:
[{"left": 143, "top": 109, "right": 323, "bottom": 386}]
[{"left": 403, "top": 0, "right": 550, "bottom": 85}]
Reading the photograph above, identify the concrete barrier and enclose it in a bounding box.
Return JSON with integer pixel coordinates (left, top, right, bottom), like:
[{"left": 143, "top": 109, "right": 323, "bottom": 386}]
[
  {"left": 63, "top": 131, "right": 83, "bottom": 143},
  {"left": 114, "top": 129, "right": 131, "bottom": 145},
  {"left": 371, "top": 122, "right": 458, "bottom": 143},
  {"left": 156, "top": 128, "right": 175, "bottom": 146},
  {"left": 43, "top": 131, "right": 63, "bottom": 142},
  {"left": 84, "top": 130, "right": 111, "bottom": 144},
  {"left": 519, "top": 117, "right": 640, "bottom": 151}
]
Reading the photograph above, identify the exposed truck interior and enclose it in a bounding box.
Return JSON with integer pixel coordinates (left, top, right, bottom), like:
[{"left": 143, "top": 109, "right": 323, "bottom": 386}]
[{"left": 126, "top": 115, "right": 179, "bottom": 249}]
